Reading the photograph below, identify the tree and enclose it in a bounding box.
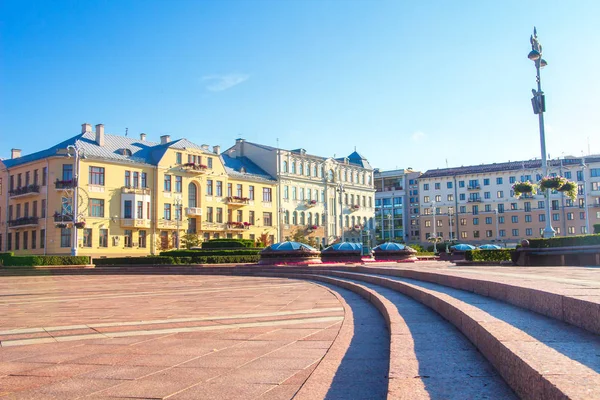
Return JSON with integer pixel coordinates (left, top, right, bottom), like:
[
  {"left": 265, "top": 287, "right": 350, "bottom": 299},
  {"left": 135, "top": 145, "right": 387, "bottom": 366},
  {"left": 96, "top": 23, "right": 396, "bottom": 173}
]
[{"left": 182, "top": 233, "right": 201, "bottom": 249}]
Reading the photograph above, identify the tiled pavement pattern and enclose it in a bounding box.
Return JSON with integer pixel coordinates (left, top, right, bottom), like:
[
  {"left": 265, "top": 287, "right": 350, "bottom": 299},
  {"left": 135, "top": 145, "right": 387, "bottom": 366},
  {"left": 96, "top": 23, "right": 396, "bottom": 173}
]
[{"left": 0, "top": 275, "right": 345, "bottom": 399}]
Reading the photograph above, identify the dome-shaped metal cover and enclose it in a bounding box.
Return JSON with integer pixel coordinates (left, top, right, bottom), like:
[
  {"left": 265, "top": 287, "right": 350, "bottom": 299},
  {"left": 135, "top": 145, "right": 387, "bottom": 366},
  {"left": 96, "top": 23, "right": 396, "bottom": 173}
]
[
  {"left": 262, "top": 241, "right": 318, "bottom": 252},
  {"left": 323, "top": 242, "right": 362, "bottom": 252},
  {"left": 373, "top": 242, "right": 415, "bottom": 252}
]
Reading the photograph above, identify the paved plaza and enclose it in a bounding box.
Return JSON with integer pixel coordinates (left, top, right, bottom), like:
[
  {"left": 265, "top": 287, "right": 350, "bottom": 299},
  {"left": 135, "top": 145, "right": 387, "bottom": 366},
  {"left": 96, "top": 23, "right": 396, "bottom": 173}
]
[{"left": 1, "top": 262, "right": 600, "bottom": 399}]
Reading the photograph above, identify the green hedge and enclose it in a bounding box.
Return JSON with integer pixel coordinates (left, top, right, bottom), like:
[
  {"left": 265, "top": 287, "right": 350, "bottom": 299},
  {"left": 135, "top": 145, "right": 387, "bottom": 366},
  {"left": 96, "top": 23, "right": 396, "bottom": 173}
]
[
  {"left": 93, "top": 255, "right": 259, "bottom": 265},
  {"left": 465, "top": 249, "right": 513, "bottom": 262},
  {"left": 594, "top": 224, "right": 600, "bottom": 234},
  {"left": 160, "top": 249, "right": 260, "bottom": 257},
  {"left": 527, "top": 234, "right": 600, "bottom": 248},
  {"left": 94, "top": 256, "right": 175, "bottom": 265},
  {"left": 201, "top": 239, "right": 256, "bottom": 249},
  {"left": 1, "top": 255, "right": 91, "bottom": 267}
]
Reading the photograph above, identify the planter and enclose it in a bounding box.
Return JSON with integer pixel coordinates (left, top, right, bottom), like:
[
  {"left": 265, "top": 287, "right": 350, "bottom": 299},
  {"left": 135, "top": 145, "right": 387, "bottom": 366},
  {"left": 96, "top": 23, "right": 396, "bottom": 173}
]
[
  {"left": 539, "top": 176, "right": 568, "bottom": 191},
  {"left": 512, "top": 181, "right": 537, "bottom": 198},
  {"left": 557, "top": 181, "right": 578, "bottom": 201}
]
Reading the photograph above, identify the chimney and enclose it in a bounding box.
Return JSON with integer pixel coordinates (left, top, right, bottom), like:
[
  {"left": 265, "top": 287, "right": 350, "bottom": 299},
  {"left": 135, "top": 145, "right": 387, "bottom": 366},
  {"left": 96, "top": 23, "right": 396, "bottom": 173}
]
[
  {"left": 140, "top": 133, "right": 147, "bottom": 141},
  {"left": 11, "top": 149, "right": 22, "bottom": 159},
  {"left": 160, "top": 135, "right": 170, "bottom": 144},
  {"left": 236, "top": 138, "right": 245, "bottom": 157},
  {"left": 95, "top": 124, "right": 105, "bottom": 146},
  {"left": 201, "top": 144, "right": 209, "bottom": 151},
  {"left": 213, "top": 145, "right": 221, "bottom": 155},
  {"left": 81, "top": 123, "right": 92, "bottom": 133}
]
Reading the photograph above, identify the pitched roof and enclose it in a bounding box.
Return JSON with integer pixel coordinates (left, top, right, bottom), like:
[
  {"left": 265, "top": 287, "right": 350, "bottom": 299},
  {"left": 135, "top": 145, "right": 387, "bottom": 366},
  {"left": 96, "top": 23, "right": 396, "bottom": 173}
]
[{"left": 221, "top": 154, "right": 276, "bottom": 182}]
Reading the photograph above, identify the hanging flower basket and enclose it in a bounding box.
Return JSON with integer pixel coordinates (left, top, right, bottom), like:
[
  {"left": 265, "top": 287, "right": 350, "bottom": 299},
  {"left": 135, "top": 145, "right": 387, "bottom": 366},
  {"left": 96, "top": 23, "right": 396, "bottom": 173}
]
[
  {"left": 75, "top": 221, "right": 86, "bottom": 229},
  {"left": 539, "top": 176, "right": 568, "bottom": 191},
  {"left": 512, "top": 181, "right": 537, "bottom": 198},
  {"left": 557, "top": 180, "right": 578, "bottom": 201},
  {"left": 55, "top": 223, "right": 67, "bottom": 229}
]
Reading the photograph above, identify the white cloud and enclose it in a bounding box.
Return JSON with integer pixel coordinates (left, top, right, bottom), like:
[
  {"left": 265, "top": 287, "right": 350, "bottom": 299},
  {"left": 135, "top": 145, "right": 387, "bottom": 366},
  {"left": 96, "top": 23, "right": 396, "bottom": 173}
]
[
  {"left": 202, "top": 73, "right": 249, "bottom": 92},
  {"left": 410, "top": 131, "right": 425, "bottom": 142}
]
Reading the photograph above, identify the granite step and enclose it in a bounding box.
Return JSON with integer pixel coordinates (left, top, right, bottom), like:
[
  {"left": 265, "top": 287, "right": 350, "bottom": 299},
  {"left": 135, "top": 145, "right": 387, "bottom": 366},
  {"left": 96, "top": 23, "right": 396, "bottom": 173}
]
[{"left": 314, "top": 270, "right": 600, "bottom": 400}]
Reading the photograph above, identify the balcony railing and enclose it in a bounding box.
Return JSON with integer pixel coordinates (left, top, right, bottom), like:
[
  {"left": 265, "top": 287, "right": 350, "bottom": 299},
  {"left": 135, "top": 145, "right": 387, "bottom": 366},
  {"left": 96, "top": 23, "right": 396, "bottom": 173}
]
[
  {"left": 9, "top": 185, "right": 40, "bottom": 198},
  {"left": 8, "top": 216, "right": 39, "bottom": 228},
  {"left": 120, "top": 218, "right": 151, "bottom": 228},
  {"left": 467, "top": 198, "right": 483, "bottom": 203},
  {"left": 185, "top": 207, "right": 202, "bottom": 216},
  {"left": 121, "top": 186, "right": 151, "bottom": 195},
  {"left": 158, "top": 219, "right": 180, "bottom": 229},
  {"left": 53, "top": 213, "right": 74, "bottom": 222},
  {"left": 54, "top": 179, "right": 77, "bottom": 189},
  {"left": 467, "top": 185, "right": 481, "bottom": 190},
  {"left": 225, "top": 196, "right": 250, "bottom": 206},
  {"left": 181, "top": 162, "right": 208, "bottom": 173},
  {"left": 226, "top": 222, "right": 251, "bottom": 230}
]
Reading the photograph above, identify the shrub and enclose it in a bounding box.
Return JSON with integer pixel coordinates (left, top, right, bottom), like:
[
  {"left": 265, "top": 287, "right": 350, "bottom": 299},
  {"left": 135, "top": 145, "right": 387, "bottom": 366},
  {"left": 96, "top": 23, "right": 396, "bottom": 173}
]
[
  {"left": 190, "top": 255, "right": 260, "bottom": 264},
  {"left": 594, "top": 224, "right": 600, "bottom": 234},
  {"left": 465, "top": 249, "right": 512, "bottom": 262},
  {"left": 527, "top": 234, "right": 600, "bottom": 248},
  {"left": 410, "top": 244, "right": 426, "bottom": 253},
  {"left": 1, "top": 255, "right": 91, "bottom": 267},
  {"left": 94, "top": 256, "right": 175, "bottom": 265},
  {"left": 201, "top": 239, "right": 255, "bottom": 249},
  {"left": 160, "top": 249, "right": 260, "bottom": 257}
]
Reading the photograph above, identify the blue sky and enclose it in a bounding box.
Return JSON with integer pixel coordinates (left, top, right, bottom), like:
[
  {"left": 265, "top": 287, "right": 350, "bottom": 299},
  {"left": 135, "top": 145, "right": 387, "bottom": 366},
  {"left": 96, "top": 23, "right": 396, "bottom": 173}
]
[{"left": 1, "top": 0, "right": 599, "bottom": 172}]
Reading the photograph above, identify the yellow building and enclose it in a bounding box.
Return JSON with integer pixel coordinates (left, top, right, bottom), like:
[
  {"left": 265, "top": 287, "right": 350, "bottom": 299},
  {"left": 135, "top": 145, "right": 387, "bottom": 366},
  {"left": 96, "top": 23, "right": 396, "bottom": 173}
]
[{"left": 0, "top": 123, "right": 278, "bottom": 256}]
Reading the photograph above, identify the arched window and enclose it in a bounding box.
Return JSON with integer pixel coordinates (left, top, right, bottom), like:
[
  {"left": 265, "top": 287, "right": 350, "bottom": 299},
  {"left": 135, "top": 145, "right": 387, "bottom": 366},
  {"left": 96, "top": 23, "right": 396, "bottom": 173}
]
[
  {"left": 345, "top": 215, "right": 349, "bottom": 227},
  {"left": 368, "top": 174, "right": 372, "bottom": 185},
  {"left": 320, "top": 166, "right": 325, "bottom": 178},
  {"left": 300, "top": 211, "right": 305, "bottom": 225},
  {"left": 351, "top": 216, "right": 356, "bottom": 227},
  {"left": 315, "top": 213, "right": 320, "bottom": 226},
  {"left": 306, "top": 163, "right": 310, "bottom": 177},
  {"left": 313, "top": 165, "right": 318, "bottom": 177},
  {"left": 299, "top": 163, "right": 304, "bottom": 175},
  {"left": 361, "top": 173, "right": 365, "bottom": 184},
  {"left": 322, "top": 214, "right": 326, "bottom": 225},
  {"left": 284, "top": 211, "right": 290, "bottom": 224},
  {"left": 283, "top": 161, "right": 288, "bottom": 173},
  {"left": 188, "top": 182, "right": 198, "bottom": 208},
  {"left": 292, "top": 211, "right": 298, "bottom": 225},
  {"left": 327, "top": 169, "right": 334, "bottom": 182},
  {"left": 344, "top": 170, "right": 348, "bottom": 181},
  {"left": 349, "top": 172, "right": 354, "bottom": 183},
  {"left": 307, "top": 212, "right": 312, "bottom": 225},
  {"left": 291, "top": 162, "right": 297, "bottom": 174}
]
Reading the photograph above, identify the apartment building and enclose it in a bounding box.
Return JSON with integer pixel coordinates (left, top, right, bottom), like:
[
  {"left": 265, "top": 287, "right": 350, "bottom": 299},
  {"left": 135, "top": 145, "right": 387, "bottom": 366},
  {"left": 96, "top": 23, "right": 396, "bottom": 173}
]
[
  {"left": 226, "top": 139, "right": 376, "bottom": 247},
  {"left": 373, "top": 168, "right": 422, "bottom": 243},
  {"left": 0, "top": 123, "right": 278, "bottom": 256},
  {"left": 418, "top": 157, "right": 600, "bottom": 245}
]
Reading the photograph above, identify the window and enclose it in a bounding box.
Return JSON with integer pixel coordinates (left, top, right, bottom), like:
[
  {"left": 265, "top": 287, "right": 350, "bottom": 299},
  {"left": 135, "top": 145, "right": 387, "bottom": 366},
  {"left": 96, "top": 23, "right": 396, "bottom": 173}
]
[
  {"left": 525, "top": 215, "right": 532, "bottom": 222},
  {"left": 472, "top": 205, "right": 479, "bottom": 215},
  {"left": 176, "top": 152, "right": 182, "bottom": 164},
  {"left": 206, "top": 180, "right": 213, "bottom": 195},
  {"left": 485, "top": 204, "right": 491, "bottom": 212},
  {"left": 216, "top": 181, "right": 223, "bottom": 197},
  {"left": 263, "top": 188, "right": 272, "bottom": 202},
  {"left": 248, "top": 185, "right": 255, "bottom": 200},
  {"left": 485, "top": 217, "right": 492, "bottom": 224},
  {"left": 164, "top": 204, "right": 172, "bottom": 220},
  {"left": 538, "top": 200, "right": 545, "bottom": 209},
  {"left": 484, "top": 192, "right": 490, "bottom": 199},
  {"left": 497, "top": 191, "right": 504, "bottom": 198},
  {"left": 423, "top": 184, "right": 429, "bottom": 190},
  {"left": 473, "top": 217, "right": 479, "bottom": 225},
  {"left": 460, "top": 218, "right": 467, "bottom": 226},
  {"left": 175, "top": 176, "right": 182, "bottom": 193},
  {"left": 424, "top": 196, "right": 430, "bottom": 203},
  {"left": 236, "top": 184, "right": 243, "bottom": 197},
  {"left": 459, "top": 193, "right": 465, "bottom": 201},
  {"left": 23, "top": 231, "right": 28, "bottom": 250},
  {"left": 89, "top": 166, "right": 105, "bottom": 185},
  {"left": 216, "top": 207, "right": 223, "bottom": 223},
  {"left": 139, "top": 230, "right": 147, "bottom": 248},
  {"left": 509, "top": 176, "right": 516, "bottom": 184},
  {"left": 207, "top": 157, "right": 213, "bottom": 168},
  {"left": 473, "top": 230, "right": 480, "bottom": 238},
  {"left": 60, "top": 228, "right": 71, "bottom": 247},
  {"left": 552, "top": 213, "right": 560, "bottom": 221},
  {"left": 447, "top": 182, "right": 453, "bottom": 189},
  {"left": 124, "top": 200, "right": 133, "bottom": 218},
  {"left": 96, "top": 229, "right": 107, "bottom": 247},
  {"left": 468, "top": 179, "right": 479, "bottom": 188},
  {"left": 227, "top": 183, "right": 232, "bottom": 197},
  {"left": 483, "top": 178, "right": 490, "bottom": 186},
  {"left": 89, "top": 199, "right": 105, "bottom": 217},
  {"left": 141, "top": 172, "right": 147, "bottom": 188},
  {"left": 461, "top": 231, "right": 468, "bottom": 238},
  {"left": 577, "top": 170, "right": 584, "bottom": 181},
  {"left": 539, "top": 214, "right": 545, "bottom": 222},
  {"left": 512, "top": 229, "right": 519, "bottom": 236},
  {"left": 511, "top": 203, "right": 518, "bottom": 210},
  {"left": 580, "top": 212, "right": 586, "bottom": 220},
  {"left": 551, "top": 200, "right": 559, "bottom": 210},
  {"left": 459, "top": 206, "right": 466, "bottom": 213},
  {"left": 282, "top": 161, "right": 288, "bottom": 172},
  {"left": 499, "top": 229, "right": 506, "bottom": 237},
  {"left": 497, "top": 204, "right": 504, "bottom": 213},
  {"left": 457, "top": 180, "right": 464, "bottom": 188},
  {"left": 567, "top": 212, "right": 574, "bottom": 220},
  {"left": 496, "top": 177, "right": 503, "bottom": 184},
  {"left": 486, "top": 230, "right": 493, "bottom": 238},
  {"left": 498, "top": 216, "right": 505, "bottom": 224},
  {"left": 137, "top": 201, "right": 144, "bottom": 219},
  {"left": 447, "top": 194, "right": 454, "bottom": 201},
  {"left": 291, "top": 162, "right": 296, "bottom": 174},
  {"left": 249, "top": 210, "right": 255, "bottom": 225},
  {"left": 164, "top": 175, "right": 172, "bottom": 192},
  {"left": 524, "top": 202, "right": 531, "bottom": 212},
  {"left": 511, "top": 215, "right": 518, "bottom": 223},
  {"left": 263, "top": 212, "right": 272, "bottom": 226},
  {"left": 590, "top": 168, "right": 600, "bottom": 177},
  {"left": 206, "top": 207, "right": 213, "bottom": 222},
  {"left": 62, "top": 164, "right": 73, "bottom": 181},
  {"left": 83, "top": 229, "right": 92, "bottom": 247},
  {"left": 42, "top": 167, "right": 47, "bottom": 186},
  {"left": 124, "top": 230, "right": 133, "bottom": 247},
  {"left": 125, "top": 171, "right": 131, "bottom": 187},
  {"left": 564, "top": 171, "right": 572, "bottom": 179},
  {"left": 526, "top": 228, "right": 533, "bottom": 236},
  {"left": 434, "top": 183, "right": 440, "bottom": 190},
  {"left": 435, "top": 195, "right": 441, "bottom": 202},
  {"left": 568, "top": 226, "right": 575, "bottom": 234}
]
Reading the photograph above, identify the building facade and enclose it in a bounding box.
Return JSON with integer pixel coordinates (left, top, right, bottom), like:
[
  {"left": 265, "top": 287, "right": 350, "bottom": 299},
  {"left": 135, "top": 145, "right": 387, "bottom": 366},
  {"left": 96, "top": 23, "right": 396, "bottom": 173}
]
[
  {"left": 418, "top": 157, "right": 600, "bottom": 245},
  {"left": 0, "top": 123, "right": 278, "bottom": 256},
  {"left": 227, "top": 139, "right": 376, "bottom": 247},
  {"left": 373, "top": 169, "right": 422, "bottom": 243}
]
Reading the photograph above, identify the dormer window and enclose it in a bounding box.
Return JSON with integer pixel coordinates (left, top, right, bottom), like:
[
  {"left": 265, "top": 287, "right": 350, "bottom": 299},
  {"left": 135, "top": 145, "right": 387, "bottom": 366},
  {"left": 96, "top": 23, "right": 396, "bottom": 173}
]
[
  {"left": 121, "top": 149, "right": 132, "bottom": 156},
  {"left": 240, "top": 167, "right": 246, "bottom": 173}
]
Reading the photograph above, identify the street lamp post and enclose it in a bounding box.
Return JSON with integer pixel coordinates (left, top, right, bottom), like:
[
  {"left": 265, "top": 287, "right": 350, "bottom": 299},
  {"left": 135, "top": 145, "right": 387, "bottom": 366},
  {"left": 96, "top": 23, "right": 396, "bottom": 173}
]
[
  {"left": 494, "top": 208, "right": 500, "bottom": 243},
  {"left": 66, "top": 145, "right": 84, "bottom": 256},
  {"left": 174, "top": 197, "right": 182, "bottom": 249},
  {"left": 432, "top": 200, "right": 437, "bottom": 254},
  {"left": 581, "top": 159, "right": 590, "bottom": 235},
  {"left": 448, "top": 207, "right": 454, "bottom": 241},
  {"left": 336, "top": 183, "right": 345, "bottom": 242},
  {"left": 528, "top": 27, "right": 555, "bottom": 238}
]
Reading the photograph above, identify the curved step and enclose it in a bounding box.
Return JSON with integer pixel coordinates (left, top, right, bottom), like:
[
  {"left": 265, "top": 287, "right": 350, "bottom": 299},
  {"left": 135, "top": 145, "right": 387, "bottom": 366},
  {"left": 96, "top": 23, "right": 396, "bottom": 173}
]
[{"left": 315, "top": 270, "right": 600, "bottom": 400}]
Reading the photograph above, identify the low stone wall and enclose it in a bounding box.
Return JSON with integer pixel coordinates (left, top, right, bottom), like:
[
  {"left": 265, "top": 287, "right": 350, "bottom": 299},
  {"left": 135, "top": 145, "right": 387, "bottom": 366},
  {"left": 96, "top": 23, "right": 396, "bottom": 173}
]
[{"left": 515, "top": 245, "right": 600, "bottom": 266}]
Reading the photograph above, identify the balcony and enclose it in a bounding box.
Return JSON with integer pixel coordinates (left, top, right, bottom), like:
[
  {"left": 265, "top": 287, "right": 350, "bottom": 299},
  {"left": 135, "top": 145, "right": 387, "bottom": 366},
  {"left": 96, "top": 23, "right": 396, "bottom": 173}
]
[
  {"left": 349, "top": 205, "right": 360, "bottom": 213},
  {"left": 467, "top": 185, "right": 481, "bottom": 190},
  {"left": 226, "top": 222, "right": 251, "bottom": 230},
  {"left": 8, "top": 216, "right": 39, "bottom": 228},
  {"left": 158, "top": 219, "right": 180, "bottom": 229},
  {"left": 9, "top": 185, "right": 40, "bottom": 198},
  {"left": 122, "top": 186, "right": 151, "bottom": 195},
  {"left": 185, "top": 207, "right": 202, "bottom": 216},
  {"left": 225, "top": 196, "right": 250, "bottom": 206},
  {"left": 120, "top": 218, "right": 151, "bottom": 228},
  {"left": 54, "top": 179, "right": 77, "bottom": 190},
  {"left": 181, "top": 162, "right": 208, "bottom": 174},
  {"left": 467, "top": 198, "right": 483, "bottom": 203},
  {"left": 53, "top": 212, "right": 74, "bottom": 222}
]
